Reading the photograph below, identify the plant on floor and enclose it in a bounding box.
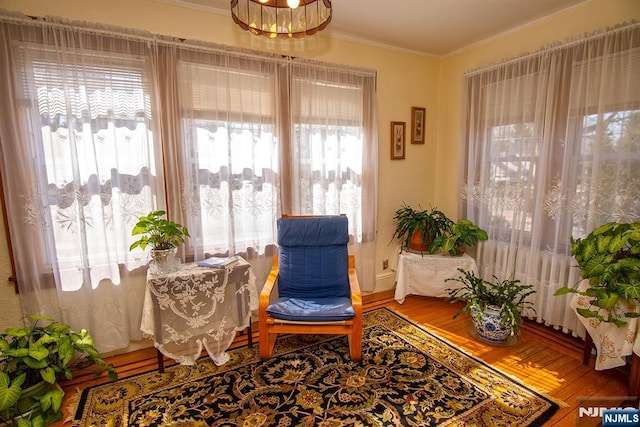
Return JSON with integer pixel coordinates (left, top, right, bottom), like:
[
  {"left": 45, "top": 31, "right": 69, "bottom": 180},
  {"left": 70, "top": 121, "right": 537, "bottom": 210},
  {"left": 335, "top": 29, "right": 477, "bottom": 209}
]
[
  {"left": 554, "top": 220, "right": 640, "bottom": 326},
  {"left": 0, "top": 315, "right": 117, "bottom": 427},
  {"left": 445, "top": 268, "right": 536, "bottom": 341},
  {"left": 390, "top": 204, "right": 452, "bottom": 254},
  {"left": 429, "top": 218, "right": 488, "bottom": 256}
]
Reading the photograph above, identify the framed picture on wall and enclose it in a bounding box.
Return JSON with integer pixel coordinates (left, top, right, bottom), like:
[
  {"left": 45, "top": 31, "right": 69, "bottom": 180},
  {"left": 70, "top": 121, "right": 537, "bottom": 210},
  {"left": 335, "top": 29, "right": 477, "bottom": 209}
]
[
  {"left": 411, "top": 107, "right": 426, "bottom": 144},
  {"left": 391, "top": 121, "right": 405, "bottom": 160}
]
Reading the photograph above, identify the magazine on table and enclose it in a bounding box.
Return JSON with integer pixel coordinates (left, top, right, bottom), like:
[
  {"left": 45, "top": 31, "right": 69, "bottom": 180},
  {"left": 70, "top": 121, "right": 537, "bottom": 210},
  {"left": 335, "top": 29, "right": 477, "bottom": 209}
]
[{"left": 197, "top": 256, "right": 241, "bottom": 269}]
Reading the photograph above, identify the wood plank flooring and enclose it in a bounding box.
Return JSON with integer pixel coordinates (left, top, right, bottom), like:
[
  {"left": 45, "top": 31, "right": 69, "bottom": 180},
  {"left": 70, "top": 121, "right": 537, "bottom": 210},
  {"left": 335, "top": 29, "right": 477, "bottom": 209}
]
[{"left": 58, "top": 292, "right": 632, "bottom": 426}]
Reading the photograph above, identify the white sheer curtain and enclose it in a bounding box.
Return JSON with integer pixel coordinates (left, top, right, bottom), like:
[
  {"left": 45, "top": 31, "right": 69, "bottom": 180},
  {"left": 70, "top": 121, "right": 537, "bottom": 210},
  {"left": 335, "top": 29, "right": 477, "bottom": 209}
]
[
  {"left": 461, "top": 23, "right": 640, "bottom": 334},
  {"left": 286, "top": 61, "right": 378, "bottom": 291},
  {"left": 0, "top": 10, "right": 378, "bottom": 352},
  {"left": 159, "top": 43, "right": 282, "bottom": 286},
  {"left": 0, "top": 13, "right": 163, "bottom": 351}
]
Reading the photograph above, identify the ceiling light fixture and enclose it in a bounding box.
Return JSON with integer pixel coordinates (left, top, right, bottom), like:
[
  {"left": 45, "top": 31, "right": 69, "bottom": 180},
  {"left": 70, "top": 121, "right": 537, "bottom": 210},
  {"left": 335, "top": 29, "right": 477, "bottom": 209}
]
[{"left": 231, "top": 0, "right": 332, "bottom": 39}]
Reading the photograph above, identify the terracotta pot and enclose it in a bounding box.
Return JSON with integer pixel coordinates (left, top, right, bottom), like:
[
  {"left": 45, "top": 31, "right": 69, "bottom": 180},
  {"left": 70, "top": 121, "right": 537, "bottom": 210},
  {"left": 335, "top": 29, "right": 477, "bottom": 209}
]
[
  {"left": 453, "top": 244, "right": 466, "bottom": 256},
  {"left": 409, "top": 230, "right": 429, "bottom": 253}
]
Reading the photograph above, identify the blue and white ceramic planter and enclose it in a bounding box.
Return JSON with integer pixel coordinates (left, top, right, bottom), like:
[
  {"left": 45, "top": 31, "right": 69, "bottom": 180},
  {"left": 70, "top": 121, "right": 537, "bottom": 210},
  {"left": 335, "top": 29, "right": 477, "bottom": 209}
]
[{"left": 470, "top": 305, "right": 512, "bottom": 343}]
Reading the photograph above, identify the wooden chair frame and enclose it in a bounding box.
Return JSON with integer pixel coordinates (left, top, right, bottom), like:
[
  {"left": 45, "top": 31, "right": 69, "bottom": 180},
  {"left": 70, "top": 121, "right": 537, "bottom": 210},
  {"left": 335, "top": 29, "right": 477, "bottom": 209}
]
[{"left": 258, "top": 254, "right": 363, "bottom": 360}]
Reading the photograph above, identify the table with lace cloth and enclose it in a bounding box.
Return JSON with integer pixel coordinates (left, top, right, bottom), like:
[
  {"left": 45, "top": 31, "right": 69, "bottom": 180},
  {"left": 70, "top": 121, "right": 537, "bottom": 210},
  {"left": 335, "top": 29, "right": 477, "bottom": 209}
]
[
  {"left": 141, "top": 259, "right": 258, "bottom": 370},
  {"left": 392, "top": 250, "right": 478, "bottom": 303}
]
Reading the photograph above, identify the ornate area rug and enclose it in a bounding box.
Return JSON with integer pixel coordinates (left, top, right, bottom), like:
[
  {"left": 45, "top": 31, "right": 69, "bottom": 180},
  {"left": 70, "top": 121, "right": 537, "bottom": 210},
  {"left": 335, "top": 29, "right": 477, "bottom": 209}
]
[{"left": 72, "top": 308, "right": 558, "bottom": 426}]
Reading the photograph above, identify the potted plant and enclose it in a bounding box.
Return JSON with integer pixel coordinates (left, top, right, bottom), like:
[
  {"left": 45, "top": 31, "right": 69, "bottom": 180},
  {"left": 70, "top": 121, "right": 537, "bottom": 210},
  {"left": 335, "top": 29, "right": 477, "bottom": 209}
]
[
  {"left": 390, "top": 204, "right": 452, "bottom": 254},
  {"left": 445, "top": 268, "right": 536, "bottom": 343},
  {"left": 554, "top": 220, "right": 640, "bottom": 326},
  {"left": 430, "top": 218, "right": 488, "bottom": 256},
  {"left": 0, "top": 315, "right": 117, "bottom": 427},
  {"left": 129, "top": 210, "right": 190, "bottom": 274}
]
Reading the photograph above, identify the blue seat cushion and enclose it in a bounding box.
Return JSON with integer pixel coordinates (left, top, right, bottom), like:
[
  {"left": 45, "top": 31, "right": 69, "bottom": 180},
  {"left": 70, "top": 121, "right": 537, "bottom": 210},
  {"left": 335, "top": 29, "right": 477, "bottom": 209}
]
[{"left": 266, "top": 297, "right": 355, "bottom": 322}]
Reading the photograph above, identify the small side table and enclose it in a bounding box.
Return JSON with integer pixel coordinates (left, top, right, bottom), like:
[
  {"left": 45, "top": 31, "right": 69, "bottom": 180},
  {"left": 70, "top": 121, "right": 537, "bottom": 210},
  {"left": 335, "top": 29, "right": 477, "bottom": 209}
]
[
  {"left": 141, "top": 259, "right": 257, "bottom": 372},
  {"left": 392, "top": 251, "right": 478, "bottom": 303}
]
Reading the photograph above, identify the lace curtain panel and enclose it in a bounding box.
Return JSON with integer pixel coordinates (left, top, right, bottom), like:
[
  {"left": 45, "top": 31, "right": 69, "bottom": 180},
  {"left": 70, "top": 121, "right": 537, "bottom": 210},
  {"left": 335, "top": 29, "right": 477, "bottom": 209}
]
[
  {"left": 460, "top": 23, "right": 640, "bottom": 335},
  {"left": 0, "top": 10, "right": 377, "bottom": 353}
]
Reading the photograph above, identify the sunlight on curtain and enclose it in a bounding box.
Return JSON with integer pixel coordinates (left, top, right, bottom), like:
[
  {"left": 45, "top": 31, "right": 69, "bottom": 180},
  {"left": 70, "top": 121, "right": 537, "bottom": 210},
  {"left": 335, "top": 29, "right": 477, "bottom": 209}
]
[
  {"left": 0, "top": 11, "right": 378, "bottom": 354},
  {"left": 0, "top": 15, "right": 163, "bottom": 351},
  {"left": 461, "top": 23, "right": 640, "bottom": 335},
  {"left": 288, "top": 61, "right": 378, "bottom": 291},
  {"left": 177, "top": 53, "right": 279, "bottom": 257}
]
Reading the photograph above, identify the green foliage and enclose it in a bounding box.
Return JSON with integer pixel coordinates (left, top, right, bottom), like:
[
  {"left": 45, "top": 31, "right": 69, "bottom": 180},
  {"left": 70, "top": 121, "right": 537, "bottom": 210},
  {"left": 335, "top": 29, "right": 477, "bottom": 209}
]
[
  {"left": 0, "top": 315, "right": 118, "bottom": 426},
  {"left": 430, "top": 218, "right": 488, "bottom": 256},
  {"left": 555, "top": 220, "right": 640, "bottom": 326},
  {"left": 445, "top": 268, "right": 536, "bottom": 336},
  {"left": 129, "top": 210, "right": 190, "bottom": 251},
  {"left": 390, "top": 204, "right": 453, "bottom": 254}
]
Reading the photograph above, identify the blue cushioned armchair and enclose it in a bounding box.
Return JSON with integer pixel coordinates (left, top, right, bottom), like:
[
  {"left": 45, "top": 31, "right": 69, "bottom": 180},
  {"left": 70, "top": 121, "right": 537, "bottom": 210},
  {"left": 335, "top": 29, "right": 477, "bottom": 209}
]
[{"left": 258, "top": 215, "right": 363, "bottom": 360}]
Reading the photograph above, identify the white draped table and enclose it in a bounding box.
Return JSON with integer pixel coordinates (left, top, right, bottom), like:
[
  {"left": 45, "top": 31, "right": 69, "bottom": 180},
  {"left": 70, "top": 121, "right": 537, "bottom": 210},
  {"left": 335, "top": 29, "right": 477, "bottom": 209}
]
[
  {"left": 141, "top": 259, "right": 258, "bottom": 371},
  {"left": 571, "top": 279, "right": 640, "bottom": 371},
  {"left": 392, "top": 250, "right": 478, "bottom": 303}
]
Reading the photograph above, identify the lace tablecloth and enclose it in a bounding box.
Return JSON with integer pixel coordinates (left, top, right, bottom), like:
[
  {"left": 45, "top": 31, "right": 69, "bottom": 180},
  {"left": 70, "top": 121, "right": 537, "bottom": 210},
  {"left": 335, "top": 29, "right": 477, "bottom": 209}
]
[
  {"left": 392, "top": 250, "right": 478, "bottom": 303},
  {"left": 571, "top": 279, "right": 640, "bottom": 370},
  {"left": 141, "top": 259, "right": 257, "bottom": 366}
]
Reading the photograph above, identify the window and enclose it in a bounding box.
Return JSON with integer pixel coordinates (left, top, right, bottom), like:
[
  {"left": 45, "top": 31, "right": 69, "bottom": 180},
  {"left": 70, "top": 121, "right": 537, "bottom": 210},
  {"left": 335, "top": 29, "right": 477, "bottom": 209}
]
[
  {"left": 0, "top": 13, "right": 378, "bottom": 353},
  {"left": 16, "top": 45, "right": 159, "bottom": 291},
  {"left": 569, "top": 110, "right": 640, "bottom": 237},
  {"left": 177, "top": 59, "right": 280, "bottom": 256},
  {"left": 461, "top": 23, "right": 640, "bottom": 333},
  {"left": 290, "top": 66, "right": 367, "bottom": 239}
]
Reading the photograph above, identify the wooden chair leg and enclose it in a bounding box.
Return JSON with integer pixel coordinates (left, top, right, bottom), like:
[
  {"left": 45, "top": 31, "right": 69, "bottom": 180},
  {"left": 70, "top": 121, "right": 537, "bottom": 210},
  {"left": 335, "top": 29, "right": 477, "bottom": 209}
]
[
  {"left": 259, "top": 334, "right": 277, "bottom": 359},
  {"left": 259, "top": 329, "right": 277, "bottom": 359},
  {"left": 348, "top": 330, "right": 362, "bottom": 361}
]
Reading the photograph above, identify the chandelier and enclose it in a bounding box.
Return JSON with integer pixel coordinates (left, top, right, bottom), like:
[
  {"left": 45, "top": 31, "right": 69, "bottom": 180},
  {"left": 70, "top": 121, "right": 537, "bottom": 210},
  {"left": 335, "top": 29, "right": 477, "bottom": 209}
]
[{"left": 231, "top": 0, "right": 332, "bottom": 39}]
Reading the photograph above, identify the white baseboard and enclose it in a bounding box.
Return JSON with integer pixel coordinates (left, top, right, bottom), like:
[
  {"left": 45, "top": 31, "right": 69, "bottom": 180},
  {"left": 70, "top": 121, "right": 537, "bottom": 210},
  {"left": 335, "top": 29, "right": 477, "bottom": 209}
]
[{"left": 373, "top": 271, "right": 396, "bottom": 294}]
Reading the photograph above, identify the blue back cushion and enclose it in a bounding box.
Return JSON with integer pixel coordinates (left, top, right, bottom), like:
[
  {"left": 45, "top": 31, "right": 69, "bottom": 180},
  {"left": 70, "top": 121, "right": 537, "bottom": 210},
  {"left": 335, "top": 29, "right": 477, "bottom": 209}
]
[{"left": 277, "top": 216, "right": 350, "bottom": 299}]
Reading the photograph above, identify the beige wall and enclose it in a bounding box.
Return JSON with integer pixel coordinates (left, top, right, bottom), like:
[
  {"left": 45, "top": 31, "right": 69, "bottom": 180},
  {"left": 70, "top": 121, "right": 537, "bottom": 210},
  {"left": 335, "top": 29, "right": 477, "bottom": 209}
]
[{"left": 0, "top": 0, "right": 637, "bottom": 333}]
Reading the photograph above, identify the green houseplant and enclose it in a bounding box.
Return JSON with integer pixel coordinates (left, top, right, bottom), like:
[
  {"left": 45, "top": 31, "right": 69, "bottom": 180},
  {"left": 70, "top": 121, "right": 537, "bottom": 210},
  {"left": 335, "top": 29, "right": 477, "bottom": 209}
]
[
  {"left": 445, "top": 268, "right": 536, "bottom": 342},
  {"left": 0, "top": 315, "right": 117, "bottom": 427},
  {"left": 129, "top": 210, "right": 190, "bottom": 252},
  {"left": 129, "top": 210, "right": 190, "bottom": 273},
  {"left": 554, "top": 220, "right": 640, "bottom": 326},
  {"left": 430, "top": 218, "right": 488, "bottom": 256},
  {"left": 390, "top": 204, "right": 452, "bottom": 254}
]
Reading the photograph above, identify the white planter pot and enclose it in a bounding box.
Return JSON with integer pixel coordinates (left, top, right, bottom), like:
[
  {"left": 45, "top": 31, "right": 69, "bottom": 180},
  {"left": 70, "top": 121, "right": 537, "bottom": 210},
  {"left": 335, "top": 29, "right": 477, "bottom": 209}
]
[{"left": 470, "top": 305, "right": 512, "bottom": 343}]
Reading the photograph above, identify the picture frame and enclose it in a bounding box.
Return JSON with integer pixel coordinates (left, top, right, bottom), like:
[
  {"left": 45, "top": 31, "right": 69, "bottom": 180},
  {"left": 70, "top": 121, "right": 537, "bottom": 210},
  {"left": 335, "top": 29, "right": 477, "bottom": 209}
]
[
  {"left": 390, "top": 121, "right": 406, "bottom": 160},
  {"left": 411, "top": 107, "right": 426, "bottom": 144}
]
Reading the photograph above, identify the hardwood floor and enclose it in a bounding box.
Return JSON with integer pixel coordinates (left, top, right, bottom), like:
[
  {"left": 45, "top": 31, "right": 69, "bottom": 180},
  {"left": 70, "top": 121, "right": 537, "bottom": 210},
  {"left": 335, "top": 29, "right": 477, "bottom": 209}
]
[{"left": 58, "top": 292, "right": 631, "bottom": 426}]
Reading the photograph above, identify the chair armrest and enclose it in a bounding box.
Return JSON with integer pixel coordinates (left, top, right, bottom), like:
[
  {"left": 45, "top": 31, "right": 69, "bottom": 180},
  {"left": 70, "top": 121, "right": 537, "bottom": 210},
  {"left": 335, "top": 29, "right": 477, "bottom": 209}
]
[
  {"left": 348, "top": 255, "right": 362, "bottom": 310},
  {"left": 259, "top": 255, "right": 279, "bottom": 312}
]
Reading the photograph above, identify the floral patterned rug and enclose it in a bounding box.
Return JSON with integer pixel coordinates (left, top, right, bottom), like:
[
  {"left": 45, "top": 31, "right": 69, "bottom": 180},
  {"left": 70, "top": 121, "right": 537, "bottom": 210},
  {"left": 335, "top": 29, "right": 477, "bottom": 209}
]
[{"left": 72, "top": 308, "right": 558, "bottom": 426}]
